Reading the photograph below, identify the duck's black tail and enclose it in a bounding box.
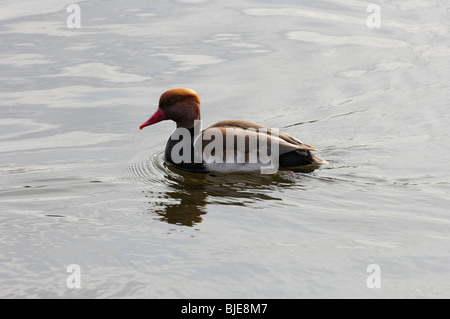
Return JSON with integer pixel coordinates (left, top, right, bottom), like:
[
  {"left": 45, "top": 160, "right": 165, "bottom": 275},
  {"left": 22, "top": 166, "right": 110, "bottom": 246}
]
[{"left": 279, "top": 150, "right": 329, "bottom": 168}]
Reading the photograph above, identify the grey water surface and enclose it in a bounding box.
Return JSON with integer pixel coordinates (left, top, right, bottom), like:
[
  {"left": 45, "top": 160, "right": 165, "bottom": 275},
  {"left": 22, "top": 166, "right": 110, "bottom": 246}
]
[{"left": 1, "top": 0, "right": 450, "bottom": 298}]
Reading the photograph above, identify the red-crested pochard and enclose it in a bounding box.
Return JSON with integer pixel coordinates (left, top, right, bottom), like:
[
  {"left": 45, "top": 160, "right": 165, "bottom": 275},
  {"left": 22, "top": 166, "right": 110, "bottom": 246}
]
[{"left": 139, "top": 88, "right": 328, "bottom": 173}]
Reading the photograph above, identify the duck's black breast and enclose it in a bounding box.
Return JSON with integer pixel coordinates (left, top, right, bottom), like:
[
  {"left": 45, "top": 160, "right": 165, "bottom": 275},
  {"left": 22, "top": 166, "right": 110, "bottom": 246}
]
[{"left": 164, "top": 127, "right": 207, "bottom": 173}]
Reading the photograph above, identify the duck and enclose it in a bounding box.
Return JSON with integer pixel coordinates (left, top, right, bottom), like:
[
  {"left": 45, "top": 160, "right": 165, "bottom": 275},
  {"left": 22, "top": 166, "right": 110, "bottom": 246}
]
[{"left": 139, "top": 88, "right": 328, "bottom": 173}]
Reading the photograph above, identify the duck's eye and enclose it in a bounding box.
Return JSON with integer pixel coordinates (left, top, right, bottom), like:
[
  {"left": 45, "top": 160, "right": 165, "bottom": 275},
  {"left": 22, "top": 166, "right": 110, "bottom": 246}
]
[{"left": 169, "top": 100, "right": 176, "bottom": 105}]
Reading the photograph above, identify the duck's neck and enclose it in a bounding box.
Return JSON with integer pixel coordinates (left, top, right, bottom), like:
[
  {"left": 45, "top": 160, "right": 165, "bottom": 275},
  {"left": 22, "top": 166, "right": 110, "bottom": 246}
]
[
  {"left": 176, "top": 117, "right": 202, "bottom": 131},
  {"left": 165, "top": 119, "right": 205, "bottom": 171}
]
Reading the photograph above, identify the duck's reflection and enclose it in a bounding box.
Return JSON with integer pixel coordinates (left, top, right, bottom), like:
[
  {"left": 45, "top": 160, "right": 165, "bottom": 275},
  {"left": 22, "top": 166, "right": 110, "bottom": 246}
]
[
  {"left": 143, "top": 164, "right": 319, "bottom": 227},
  {"left": 151, "top": 172, "right": 208, "bottom": 227}
]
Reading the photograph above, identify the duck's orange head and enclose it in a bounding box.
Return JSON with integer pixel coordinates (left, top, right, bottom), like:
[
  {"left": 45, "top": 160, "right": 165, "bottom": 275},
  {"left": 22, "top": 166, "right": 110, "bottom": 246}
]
[{"left": 139, "top": 88, "right": 201, "bottom": 129}]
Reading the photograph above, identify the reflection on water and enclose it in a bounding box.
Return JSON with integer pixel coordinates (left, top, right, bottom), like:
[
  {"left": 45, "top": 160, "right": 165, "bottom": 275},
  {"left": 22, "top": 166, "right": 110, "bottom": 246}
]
[
  {"left": 148, "top": 167, "right": 209, "bottom": 227},
  {"left": 129, "top": 152, "right": 314, "bottom": 226}
]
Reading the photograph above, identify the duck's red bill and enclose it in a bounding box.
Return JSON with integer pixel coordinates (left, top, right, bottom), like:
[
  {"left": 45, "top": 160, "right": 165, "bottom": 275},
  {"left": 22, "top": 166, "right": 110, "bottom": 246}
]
[{"left": 139, "top": 108, "right": 166, "bottom": 130}]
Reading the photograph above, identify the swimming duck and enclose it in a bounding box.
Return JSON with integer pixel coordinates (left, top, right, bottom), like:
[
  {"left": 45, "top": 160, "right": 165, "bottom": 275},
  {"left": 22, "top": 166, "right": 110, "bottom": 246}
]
[{"left": 139, "top": 88, "right": 328, "bottom": 173}]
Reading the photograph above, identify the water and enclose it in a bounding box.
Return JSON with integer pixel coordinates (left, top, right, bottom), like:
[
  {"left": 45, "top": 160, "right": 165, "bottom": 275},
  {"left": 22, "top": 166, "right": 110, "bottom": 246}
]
[{"left": 1, "top": 0, "right": 450, "bottom": 298}]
